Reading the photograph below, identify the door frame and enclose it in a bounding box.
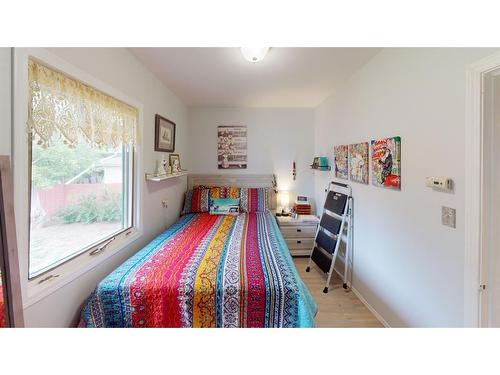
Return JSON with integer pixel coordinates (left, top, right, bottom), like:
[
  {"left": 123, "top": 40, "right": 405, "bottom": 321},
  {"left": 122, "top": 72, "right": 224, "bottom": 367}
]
[
  {"left": 464, "top": 51, "right": 500, "bottom": 327},
  {"left": 0, "top": 156, "right": 24, "bottom": 327}
]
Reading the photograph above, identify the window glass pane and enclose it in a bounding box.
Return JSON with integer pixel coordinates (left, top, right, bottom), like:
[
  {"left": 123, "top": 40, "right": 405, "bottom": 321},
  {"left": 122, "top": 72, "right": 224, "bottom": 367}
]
[{"left": 29, "top": 136, "right": 131, "bottom": 278}]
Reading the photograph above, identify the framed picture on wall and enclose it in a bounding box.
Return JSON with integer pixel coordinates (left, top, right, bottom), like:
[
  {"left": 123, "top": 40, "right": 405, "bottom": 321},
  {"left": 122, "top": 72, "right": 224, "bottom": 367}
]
[
  {"left": 155, "top": 114, "right": 176, "bottom": 152},
  {"left": 334, "top": 144, "right": 349, "bottom": 180},
  {"left": 348, "top": 142, "right": 369, "bottom": 184},
  {"left": 371, "top": 136, "right": 401, "bottom": 190},
  {"left": 169, "top": 153, "right": 182, "bottom": 173},
  {"left": 218, "top": 125, "right": 247, "bottom": 169}
]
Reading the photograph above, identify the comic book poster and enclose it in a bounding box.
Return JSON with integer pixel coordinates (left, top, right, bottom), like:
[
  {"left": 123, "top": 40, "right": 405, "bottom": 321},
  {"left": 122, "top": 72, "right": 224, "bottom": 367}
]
[
  {"left": 334, "top": 145, "right": 349, "bottom": 180},
  {"left": 371, "top": 136, "right": 401, "bottom": 189},
  {"left": 348, "top": 142, "right": 369, "bottom": 184}
]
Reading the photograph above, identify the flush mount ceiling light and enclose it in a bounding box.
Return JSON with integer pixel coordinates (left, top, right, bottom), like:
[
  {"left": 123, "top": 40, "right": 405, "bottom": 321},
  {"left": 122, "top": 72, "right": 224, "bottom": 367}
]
[{"left": 240, "top": 47, "right": 270, "bottom": 63}]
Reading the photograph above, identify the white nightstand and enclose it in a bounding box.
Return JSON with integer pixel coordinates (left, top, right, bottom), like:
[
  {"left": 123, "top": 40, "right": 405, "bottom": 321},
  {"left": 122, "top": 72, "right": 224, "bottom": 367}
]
[{"left": 276, "top": 214, "right": 320, "bottom": 256}]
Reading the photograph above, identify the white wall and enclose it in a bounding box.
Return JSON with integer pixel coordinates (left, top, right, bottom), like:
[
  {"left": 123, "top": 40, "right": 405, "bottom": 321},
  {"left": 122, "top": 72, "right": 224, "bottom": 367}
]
[
  {"left": 0, "top": 48, "right": 10, "bottom": 156},
  {"left": 15, "top": 48, "right": 190, "bottom": 327},
  {"left": 188, "top": 107, "right": 315, "bottom": 206},
  {"left": 314, "top": 48, "right": 499, "bottom": 327}
]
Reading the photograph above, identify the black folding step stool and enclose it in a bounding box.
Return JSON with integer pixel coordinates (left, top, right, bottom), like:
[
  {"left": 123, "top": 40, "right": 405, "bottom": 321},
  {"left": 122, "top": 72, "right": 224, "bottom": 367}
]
[{"left": 306, "top": 181, "right": 353, "bottom": 293}]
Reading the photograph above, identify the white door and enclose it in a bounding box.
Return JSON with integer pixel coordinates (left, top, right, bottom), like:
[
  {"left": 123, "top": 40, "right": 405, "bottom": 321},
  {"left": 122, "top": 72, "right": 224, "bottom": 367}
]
[{"left": 482, "top": 71, "right": 500, "bottom": 327}]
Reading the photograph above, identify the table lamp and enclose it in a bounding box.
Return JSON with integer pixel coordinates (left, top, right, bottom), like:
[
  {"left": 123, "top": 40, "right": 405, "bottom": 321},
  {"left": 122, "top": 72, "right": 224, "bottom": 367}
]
[{"left": 278, "top": 190, "right": 290, "bottom": 215}]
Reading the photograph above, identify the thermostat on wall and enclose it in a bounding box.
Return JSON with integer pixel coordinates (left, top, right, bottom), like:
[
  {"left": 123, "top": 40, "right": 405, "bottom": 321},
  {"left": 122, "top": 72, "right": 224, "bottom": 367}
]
[{"left": 426, "top": 177, "right": 453, "bottom": 192}]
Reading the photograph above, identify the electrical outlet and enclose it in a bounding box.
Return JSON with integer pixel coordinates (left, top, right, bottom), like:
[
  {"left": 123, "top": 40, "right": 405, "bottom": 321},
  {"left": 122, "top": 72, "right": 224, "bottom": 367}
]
[
  {"left": 442, "top": 206, "right": 456, "bottom": 228},
  {"left": 161, "top": 200, "right": 168, "bottom": 208}
]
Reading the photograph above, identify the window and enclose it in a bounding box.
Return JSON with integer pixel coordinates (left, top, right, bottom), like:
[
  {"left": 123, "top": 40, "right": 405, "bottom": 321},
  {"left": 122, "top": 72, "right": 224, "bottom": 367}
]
[{"left": 27, "top": 59, "right": 138, "bottom": 278}]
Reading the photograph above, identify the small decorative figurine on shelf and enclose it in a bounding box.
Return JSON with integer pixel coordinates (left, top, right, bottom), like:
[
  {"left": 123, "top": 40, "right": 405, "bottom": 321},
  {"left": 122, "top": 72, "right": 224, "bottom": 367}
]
[
  {"left": 172, "top": 160, "right": 180, "bottom": 173},
  {"left": 154, "top": 159, "right": 164, "bottom": 176},
  {"left": 162, "top": 157, "right": 169, "bottom": 174}
]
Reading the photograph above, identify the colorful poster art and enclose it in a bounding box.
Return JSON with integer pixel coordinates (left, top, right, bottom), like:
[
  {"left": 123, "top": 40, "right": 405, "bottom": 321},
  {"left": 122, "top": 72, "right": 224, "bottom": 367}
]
[
  {"left": 348, "top": 142, "right": 369, "bottom": 184},
  {"left": 218, "top": 126, "right": 247, "bottom": 169},
  {"left": 334, "top": 145, "right": 349, "bottom": 180},
  {"left": 371, "top": 136, "right": 401, "bottom": 190}
]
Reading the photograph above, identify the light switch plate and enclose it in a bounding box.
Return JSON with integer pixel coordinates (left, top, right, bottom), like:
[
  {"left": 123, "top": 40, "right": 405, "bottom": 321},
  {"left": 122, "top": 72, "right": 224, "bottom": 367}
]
[{"left": 442, "top": 206, "right": 456, "bottom": 228}]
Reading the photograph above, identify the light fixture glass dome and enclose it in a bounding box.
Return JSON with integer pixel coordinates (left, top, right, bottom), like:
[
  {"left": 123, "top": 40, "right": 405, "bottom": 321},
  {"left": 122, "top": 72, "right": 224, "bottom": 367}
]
[{"left": 240, "top": 47, "right": 270, "bottom": 63}]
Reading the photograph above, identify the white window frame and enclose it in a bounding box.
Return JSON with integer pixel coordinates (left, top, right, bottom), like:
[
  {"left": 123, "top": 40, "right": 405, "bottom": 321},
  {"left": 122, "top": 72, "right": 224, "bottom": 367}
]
[
  {"left": 28, "top": 144, "right": 135, "bottom": 279},
  {"left": 13, "top": 48, "right": 144, "bottom": 307}
]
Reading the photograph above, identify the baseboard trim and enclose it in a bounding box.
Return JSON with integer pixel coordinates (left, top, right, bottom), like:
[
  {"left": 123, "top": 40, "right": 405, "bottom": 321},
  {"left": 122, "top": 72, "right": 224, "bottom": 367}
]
[
  {"left": 331, "top": 262, "right": 391, "bottom": 327},
  {"left": 350, "top": 286, "right": 391, "bottom": 328}
]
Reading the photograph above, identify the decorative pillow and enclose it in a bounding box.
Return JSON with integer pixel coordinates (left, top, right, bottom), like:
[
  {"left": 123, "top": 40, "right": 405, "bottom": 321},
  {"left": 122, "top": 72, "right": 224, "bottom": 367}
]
[
  {"left": 195, "top": 185, "right": 241, "bottom": 199},
  {"left": 182, "top": 187, "right": 210, "bottom": 214},
  {"left": 209, "top": 198, "right": 240, "bottom": 216},
  {"left": 208, "top": 186, "right": 228, "bottom": 199},
  {"left": 226, "top": 186, "right": 240, "bottom": 199},
  {"left": 239, "top": 188, "right": 269, "bottom": 213}
]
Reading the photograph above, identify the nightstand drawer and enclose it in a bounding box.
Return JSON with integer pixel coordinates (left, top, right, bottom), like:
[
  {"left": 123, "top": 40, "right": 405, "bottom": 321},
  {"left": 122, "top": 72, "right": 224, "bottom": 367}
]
[
  {"left": 280, "top": 225, "right": 317, "bottom": 238},
  {"left": 285, "top": 238, "right": 314, "bottom": 250}
]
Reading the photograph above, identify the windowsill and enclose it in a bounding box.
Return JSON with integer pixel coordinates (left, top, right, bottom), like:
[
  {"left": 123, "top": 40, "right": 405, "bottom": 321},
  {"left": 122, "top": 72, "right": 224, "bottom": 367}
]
[{"left": 23, "top": 228, "right": 142, "bottom": 308}]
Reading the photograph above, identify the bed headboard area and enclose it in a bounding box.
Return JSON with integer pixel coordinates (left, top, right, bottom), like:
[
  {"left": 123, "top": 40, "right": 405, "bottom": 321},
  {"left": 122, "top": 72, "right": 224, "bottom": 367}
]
[{"left": 188, "top": 174, "right": 277, "bottom": 210}]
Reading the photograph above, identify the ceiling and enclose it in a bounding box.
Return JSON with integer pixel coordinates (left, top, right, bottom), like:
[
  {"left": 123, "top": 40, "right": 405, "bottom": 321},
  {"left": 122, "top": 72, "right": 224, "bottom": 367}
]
[{"left": 129, "top": 48, "right": 381, "bottom": 108}]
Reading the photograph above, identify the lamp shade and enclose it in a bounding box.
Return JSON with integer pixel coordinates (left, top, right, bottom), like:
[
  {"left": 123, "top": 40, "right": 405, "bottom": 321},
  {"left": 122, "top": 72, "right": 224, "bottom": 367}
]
[{"left": 278, "top": 191, "right": 290, "bottom": 209}]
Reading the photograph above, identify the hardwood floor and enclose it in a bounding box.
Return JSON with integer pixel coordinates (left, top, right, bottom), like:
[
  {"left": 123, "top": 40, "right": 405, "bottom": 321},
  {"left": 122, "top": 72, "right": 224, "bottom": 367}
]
[{"left": 293, "top": 257, "right": 384, "bottom": 328}]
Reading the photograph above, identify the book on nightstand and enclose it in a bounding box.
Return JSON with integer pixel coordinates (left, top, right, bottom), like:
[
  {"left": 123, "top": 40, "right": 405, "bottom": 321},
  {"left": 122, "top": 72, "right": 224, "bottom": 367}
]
[{"left": 293, "top": 203, "right": 311, "bottom": 215}]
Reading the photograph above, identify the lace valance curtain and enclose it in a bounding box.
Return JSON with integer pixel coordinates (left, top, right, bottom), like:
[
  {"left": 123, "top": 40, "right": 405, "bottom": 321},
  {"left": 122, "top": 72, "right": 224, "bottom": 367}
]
[{"left": 27, "top": 58, "right": 138, "bottom": 149}]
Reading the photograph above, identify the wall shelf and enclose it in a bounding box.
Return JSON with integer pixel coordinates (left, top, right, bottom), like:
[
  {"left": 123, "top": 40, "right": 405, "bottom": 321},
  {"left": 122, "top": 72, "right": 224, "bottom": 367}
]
[
  {"left": 145, "top": 171, "right": 188, "bottom": 181},
  {"left": 310, "top": 166, "right": 331, "bottom": 171}
]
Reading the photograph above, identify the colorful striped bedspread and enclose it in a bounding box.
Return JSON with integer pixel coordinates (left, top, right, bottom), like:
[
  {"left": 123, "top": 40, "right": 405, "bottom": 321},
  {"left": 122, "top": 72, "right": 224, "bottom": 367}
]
[{"left": 81, "top": 210, "right": 317, "bottom": 328}]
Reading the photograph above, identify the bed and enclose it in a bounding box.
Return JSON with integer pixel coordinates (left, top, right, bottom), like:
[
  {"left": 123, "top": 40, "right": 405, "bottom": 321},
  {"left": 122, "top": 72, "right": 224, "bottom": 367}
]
[{"left": 81, "top": 175, "right": 317, "bottom": 328}]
